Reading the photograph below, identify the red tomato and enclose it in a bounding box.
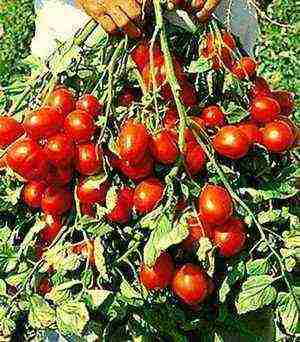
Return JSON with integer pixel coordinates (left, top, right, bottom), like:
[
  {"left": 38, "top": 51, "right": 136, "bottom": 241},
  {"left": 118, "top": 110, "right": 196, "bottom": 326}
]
[
  {"left": 107, "top": 187, "right": 134, "bottom": 224},
  {"left": 6, "top": 138, "right": 48, "bottom": 180},
  {"left": 117, "top": 155, "right": 154, "bottom": 181},
  {"left": 250, "top": 96, "right": 281, "bottom": 124},
  {"left": 178, "top": 81, "right": 198, "bottom": 107},
  {"left": 150, "top": 130, "right": 179, "bottom": 165},
  {"left": 249, "top": 76, "right": 271, "bottom": 99},
  {"left": 64, "top": 110, "right": 95, "bottom": 143},
  {"left": 118, "top": 86, "right": 136, "bottom": 107},
  {"left": 80, "top": 203, "right": 96, "bottom": 218},
  {"left": 198, "top": 184, "right": 233, "bottom": 225},
  {"left": 172, "top": 264, "right": 213, "bottom": 305},
  {"left": 24, "top": 106, "right": 63, "bottom": 139},
  {"left": 76, "top": 94, "right": 102, "bottom": 118},
  {"left": 76, "top": 176, "right": 110, "bottom": 204},
  {"left": 272, "top": 91, "right": 295, "bottom": 116},
  {"left": 164, "top": 107, "right": 179, "bottom": 130},
  {"left": 213, "top": 126, "right": 250, "bottom": 159},
  {"left": 0, "top": 155, "right": 6, "bottom": 170},
  {"left": 201, "top": 33, "right": 214, "bottom": 58},
  {"left": 41, "top": 186, "right": 72, "bottom": 215},
  {"left": 182, "top": 216, "right": 212, "bottom": 250},
  {"left": 212, "top": 217, "right": 246, "bottom": 257},
  {"left": 37, "top": 278, "right": 52, "bottom": 295},
  {"left": 134, "top": 178, "right": 164, "bottom": 214},
  {"left": 139, "top": 252, "right": 174, "bottom": 291},
  {"left": 40, "top": 215, "right": 62, "bottom": 242},
  {"left": 75, "top": 143, "right": 102, "bottom": 175},
  {"left": 237, "top": 122, "right": 262, "bottom": 144},
  {"left": 200, "top": 105, "right": 225, "bottom": 127},
  {"left": 46, "top": 165, "right": 73, "bottom": 186},
  {"left": 44, "top": 133, "right": 74, "bottom": 167},
  {"left": 221, "top": 31, "right": 236, "bottom": 49},
  {"left": 22, "top": 181, "right": 47, "bottom": 208},
  {"left": 219, "top": 47, "right": 234, "bottom": 69},
  {"left": 118, "top": 120, "right": 149, "bottom": 165},
  {"left": 73, "top": 240, "right": 95, "bottom": 264},
  {"left": 185, "top": 142, "right": 206, "bottom": 175},
  {"left": 261, "top": 120, "right": 295, "bottom": 153},
  {"left": 131, "top": 41, "right": 162, "bottom": 72},
  {"left": 48, "top": 87, "right": 75, "bottom": 116},
  {"left": 231, "top": 57, "right": 257, "bottom": 80},
  {"left": 0, "top": 116, "right": 24, "bottom": 149}
]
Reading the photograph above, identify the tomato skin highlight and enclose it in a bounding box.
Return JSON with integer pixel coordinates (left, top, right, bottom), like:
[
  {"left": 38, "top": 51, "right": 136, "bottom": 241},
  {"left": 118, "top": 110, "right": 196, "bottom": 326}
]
[
  {"left": 107, "top": 187, "right": 135, "bottom": 224},
  {"left": 75, "top": 143, "right": 103, "bottom": 176},
  {"left": 231, "top": 57, "right": 257, "bottom": 80},
  {"left": 76, "top": 94, "right": 102, "bottom": 118},
  {"left": 212, "top": 217, "right": 246, "bottom": 257},
  {"left": 24, "top": 106, "right": 63, "bottom": 139},
  {"left": 185, "top": 142, "right": 206, "bottom": 175},
  {"left": 41, "top": 186, "right": 72, "bottom": 216},
  {"left": 200, "top": 105, "right": 225, "bottom": 127},
  {"left": 272, "top": 91, "right": 295, "bottom": 116},
  {"left": 250, "top": 96, "right": 281, "bottom": 124},
  {"left": 182, "top": 216, "right": 212, "bottom": 250},
  {"left": 48, "top": 87, "right": 75, "bottom": 116},
  {"left": 6, "top": 138, "right": 48, "bottom": 180},
  {"left": 64, "top": 110, "right": 95, "bottom": 143},
  {"left": 198, "top": 184, "right": 233, "bottom": 226},
  {"left": 134, "top": 178, "right": 164, "bottom": 214},
  {"left": 150, "top": 130, "right": 179, "bottom": 165},
  {"left": 76, "top": 176, "right": 110, "bottom": 204},
  {"left": 22, "top": 181, "right": 47, "bottom": 208},
  {"left": 44, "top": 133, "right": 75, "bottom": 167},
  {"left": 0, "top": 116, "right": 24, "bottom": 149},
  {"left": 172, "top": 264, "right": 213, "bottom": 305},
  {"left": 40, "top": 215, "right": 63, "bottom": 243},
  {"left": 213, "top": 125, "right": 250, "bottom": 159},
  {"left": 238, "top": 122, "right": 262, "bottom": 145},
  {"left": 261, "top": 120, "right": 295, "bottom": 153},
  {"left": 118, "top": 120, "right": 149, "bottom": 165},
  {"left": 139, "top": 252, "right": 174, "bottom": 291}
]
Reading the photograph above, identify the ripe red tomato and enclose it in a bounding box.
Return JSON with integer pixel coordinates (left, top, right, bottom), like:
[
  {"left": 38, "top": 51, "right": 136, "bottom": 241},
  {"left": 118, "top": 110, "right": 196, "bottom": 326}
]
[
  {"left": 72, "top": 240, "right": 95, "bottom": 264},
  {"left": 46, "top": 165, "right": 73, "bottom": 186},
  {"left": 219, "top": 47, "right": 234, "bottom": 69},
  {"left": 76, "top": 176, "right": 110, "bottom": 204},
  {"left": 22, "top": 181, "right": 47, "bottom": 208},
  {"left": 177, "top": 80, "right": 198, "bottom": 107},
  {"left": 40, "top": 215, "right": 62, "bottom": 242},
  {"left": 0, "top": 116, "right": 24, "bottom": 149},
  {"left": 250, "top": 96, "right": 281, "bottom": 124},
  {"left": 185, "top": 142, "right": 206, "bottom": 175},
  {"left": 221, "top": 31, "right": 236, "bottom": 49},
  {"left": 182, "top": 216, "right": 212, "bottom": 250},
  {"left": 75, "top": 143, "right": 102, "bottom": 175},
  {"left": 261, "top": 120, "right": 295, "bottom": 153},
  {"left": 198, "top": 184, "right": 233, "bottom": 225},
  {"left": 24, "top": 106, "right": 63, "bottom": 139},
  {"left": 118, "top": 120, "right": 149, "bottom": 165},
  {"left": 37, "top": 277, "right": 52, "bottom": 295},
  {"left": 238, "top": 122, "right": 262, "bottom": 144},
  {"left": 213, "top": 126, "right": 250, "bottom": 159},
  {"left": 117, "top": 155, "right": 154, "bottom": 181},
  {"left": 48, "top": 87, "right": 75, "bottom": 116},
  {"left": 6, "top": 138, "right": 48, "bottom": 180},
  {"left": 212, "top": 217, "right": 246, "bottom": 257},
  {"left": 249, "top": 76, "right": 271, "bottom": 99},
  {"left": 150, "top": 130, "right": 179, "bottom": 165},
  {"left": 44, "top": 133, "right": 74, "bottom": 167},
  {"left": 64, "top": 110, "right": 95, "bottom": 143},
  {"left": 131, "top": 41, "right": 162, "bottom": 72},
  {"left": 76, "top": 94, "right": 102, "bottom": 118},
  {"left": 80, "top": 203, "right": 96, "bottom": 218},
  {"left": 139, "top": 252, "right": 174, "bottom": 291},
  {"left": 164, "top": 107, "right": 179, "bottom": 130},
  {"left": 107, "top": 187, "right": 134, "bottom": 223},
  {"left": 118, "top": 86, "right": 136, "bottom": 107},
  {"left": 201, "top": 33, "right": 214, "bottom": 58},
  {"left": 200, "top": 105, "right": 225, "bottom": 127},
  {"left": 231, "top": 57, "right": 257, "bottom": 80},
  {"left": 272, "top": 91, "right": 294, "bottom": 116},
  {"left": 41, "top": 186, "right": 72, "bottom": 215},
  {"left": 172, "top": 264, "right": 213, "bottom": 305},
  {"left": 134, "top": 178, "right": 164, "bottom": 214}
]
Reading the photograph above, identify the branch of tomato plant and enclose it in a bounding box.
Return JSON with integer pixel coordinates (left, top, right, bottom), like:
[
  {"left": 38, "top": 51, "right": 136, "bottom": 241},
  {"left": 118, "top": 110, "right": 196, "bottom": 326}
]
[{"left": 190, "top": 119, "right": 300, "bottom": 312}]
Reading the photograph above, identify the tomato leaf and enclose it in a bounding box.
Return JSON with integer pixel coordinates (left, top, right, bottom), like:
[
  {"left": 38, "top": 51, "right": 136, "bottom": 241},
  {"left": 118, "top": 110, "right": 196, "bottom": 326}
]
[
  {"left": 87, "top": 289, "right": 112, "bottom": 308},
  {"left": 225, "top": 103, "right": 249, "bottom": 124},
  {"left": 235, "top": 275, "right": 277, "bottom": 314},
  {"left": 188, "top": 58, "right": 211, "bottom": 74},
  {"left": 93, "top": 236, "right": 107, "bottom": 278},
  {"left": 28, "top": 294, "right": 56, "bottom": 330},
  {"left": 246, "top": 259, "right": 270, "bottom": 276},
  {"left": 276, "top": 292, "right": 299, "bottom": 335}
]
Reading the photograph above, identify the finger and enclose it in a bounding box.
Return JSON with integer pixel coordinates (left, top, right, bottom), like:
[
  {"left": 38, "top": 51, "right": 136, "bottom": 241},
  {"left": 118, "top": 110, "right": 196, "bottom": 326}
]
[
  {"left": 196, "top": 0, "right": 221, "bottom": 22},
  {"left": 118, "top": 0, "right": 141, "bottom": 19},
  {"left": 107, "top": 5, "right": 130, "bottom": 29},
  {"left": 81, "top": 0, "right": 106, "bottom": 18},
  {"left": 98, "top": 14, "right": 118, "bottom": 34}
]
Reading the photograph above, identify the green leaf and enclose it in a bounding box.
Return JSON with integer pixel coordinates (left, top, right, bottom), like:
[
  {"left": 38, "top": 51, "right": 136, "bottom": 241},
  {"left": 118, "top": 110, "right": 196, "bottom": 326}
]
[
  {"left": 87, "top": 289, "right": 112, "bottom": 307},
  {"left": 188, "top": 57, "right": 211, "bottom": 74},
  {"left": 276, "top": 292, "right": 298, "bottom": 334},
  {"left": 94, "top": 237, "right": 107, "bottom": 278},
  {"left": 28, "top": 295, "right": 56, "bottom": 330},
  {"left": 246, "top": 259, "right": 270, "bottom": 276},
  {"left": 56, "top": 302, "right": 89, "bottom": 336},
  {"left": 0, "top": 280, "right": 6, "bottom": 296},
  {"left": 225, "top": 103, "right": 249, "bottom": 124},
  {"left": 236, "top": 275, "right": 277, "bottom": 314},
  {"left": 119, "top": 279, "right": 143, "bottom": 306},
  {"left": 46, "top": 280, "right": 82, "bottom": 305}
]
